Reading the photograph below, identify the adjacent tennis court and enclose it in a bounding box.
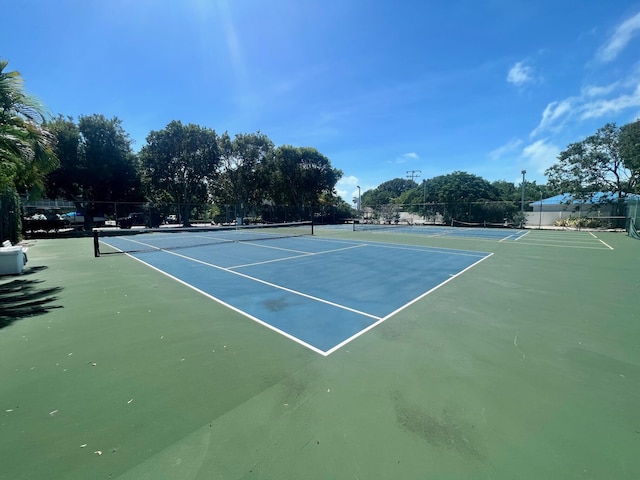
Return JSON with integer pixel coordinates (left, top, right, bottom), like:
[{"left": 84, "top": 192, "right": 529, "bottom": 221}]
[
  {"left": 1, "top": 227, "right": 638, "bottom": 480},
  {"left": 353, "top": 222, "right": 531, "bottom": 241}
]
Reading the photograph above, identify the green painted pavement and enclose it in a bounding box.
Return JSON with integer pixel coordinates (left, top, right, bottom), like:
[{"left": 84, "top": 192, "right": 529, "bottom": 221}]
[{"left": 1, "top": 230, "right": 639, "bottom": 479}]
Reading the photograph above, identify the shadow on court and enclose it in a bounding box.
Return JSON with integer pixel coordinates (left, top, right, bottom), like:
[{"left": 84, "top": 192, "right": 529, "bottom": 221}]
[{"left": 0, "top": 266, "right": 63, "bottom": 329}]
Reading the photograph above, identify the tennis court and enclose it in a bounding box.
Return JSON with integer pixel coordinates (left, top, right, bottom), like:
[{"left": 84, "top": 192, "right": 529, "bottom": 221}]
[
  {"left": 1, "top": 227, "right": 639, "bottom": 479},
  {"left": 97, "top": 225, "right": 492, "bottom": 354},
  {"left": 352, "top": 222, "right": 531, "bottom": 241}
]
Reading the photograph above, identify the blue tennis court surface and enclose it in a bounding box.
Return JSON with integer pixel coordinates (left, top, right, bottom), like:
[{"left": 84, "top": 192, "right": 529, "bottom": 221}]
[
  {"left": 101, "top": 234, "right": 492, "bottom": 355},
  {"left": 350, "top": 224, "right": 530, "bottom": 241}
]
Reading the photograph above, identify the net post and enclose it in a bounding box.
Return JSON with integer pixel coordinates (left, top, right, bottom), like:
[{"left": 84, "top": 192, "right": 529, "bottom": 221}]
[
  {"left": 93, "top": 230, "right": 100, "bottom": 257},
  {"left": 311, "top": 218, "right": 314, "bottom": 236}
]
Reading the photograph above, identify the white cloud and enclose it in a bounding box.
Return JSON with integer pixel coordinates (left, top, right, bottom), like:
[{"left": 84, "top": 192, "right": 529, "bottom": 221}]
[
  {"left": 531, "top": 75, "right": 640, "bottom": 137},
  {"left": 521, "top": 139, "right": 561, "bottom": 175},
  {"left": 581, "top": 82, "right": 620, "bottom": 98},
  {"left": 489, "top": 138, "right": 522, "bottom": 160},
  {"left": 528, "top": 14, "right": 640, "bottom": 140},
  {"left": 580, "top": 83, "right": 640, "bottom": 119},
  {"left": 507, "top": 61, "right": 535, "bottom": 86},
  {"left": 389, "top": 152, "right": 420, "bottom": 165},
  {"left": 335, "top": 175, "right": 359, "bottom": 200},
  {"left": 596, "top": 11, "right": 640, "bottom": 63},
  {"left": 530, "top": 99, "right": 573, "bottom": 137}
]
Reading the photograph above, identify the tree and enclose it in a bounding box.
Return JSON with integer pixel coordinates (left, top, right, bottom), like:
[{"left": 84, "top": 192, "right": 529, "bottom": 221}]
[
  {"left": 46, "top": 114, "right": 142, "bottom": 228},
  {"left": 428, "top": 171, "right": 499, "bottom": 223},
  {"left": 491, "top": 180, "right": 518, "bottom": 201},
  {"left": 619, "top": 119, "right": 640, "bottom": 191},
  {"left": 1, "top": 59, "right": 57, "bottom": 242},
  {"left": 266, "top": 145, "right": 342, "bottom": 218},
  {"left": 361, "top": 178, "right": 417, "bottom": 207},
  {"left": 140, "top": 120, "right": 220, "bottom": 226},
  {"left": 212, "top": 131, "right": 274, "bottom": 222},
  {"left": 315, "top": 192, "right": 355, "bottom": 224},
  {"left": 545, "top": 123, "right": 637, "bottom": 201},
  {"left": 0, "top": 59, "right": 58, "bottom": 197}
]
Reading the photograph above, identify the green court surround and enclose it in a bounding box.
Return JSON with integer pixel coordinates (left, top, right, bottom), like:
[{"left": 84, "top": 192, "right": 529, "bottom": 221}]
[{"left": 1, "top": 229, "right": 638, "bottom": 479}]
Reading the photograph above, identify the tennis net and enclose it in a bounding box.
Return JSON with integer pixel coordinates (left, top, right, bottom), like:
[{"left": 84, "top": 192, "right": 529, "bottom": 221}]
[
  {"left": 451, "top": 219, "right": 514, "bottom": 228},
  {"left": 93, "top": 221, "right": 313, "bottom": 257},
  {"left": 352, "top": 222, "right": 413, "bottom": 232}
]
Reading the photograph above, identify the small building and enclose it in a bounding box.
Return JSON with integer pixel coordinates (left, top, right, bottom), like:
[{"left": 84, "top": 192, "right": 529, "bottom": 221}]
[{"left": 527, "top": 192, "right": 638, "bottom": 228}]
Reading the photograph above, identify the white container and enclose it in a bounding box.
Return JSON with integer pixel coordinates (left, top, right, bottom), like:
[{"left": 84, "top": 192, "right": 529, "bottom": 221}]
[{"left": 0, "top": 246, "right": 28, "bottom": 275}]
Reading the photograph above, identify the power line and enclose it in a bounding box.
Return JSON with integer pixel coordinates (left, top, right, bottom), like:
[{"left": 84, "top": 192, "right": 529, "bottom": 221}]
[{"left": 406, "top": 170, "right": 421, "bottom": 181}]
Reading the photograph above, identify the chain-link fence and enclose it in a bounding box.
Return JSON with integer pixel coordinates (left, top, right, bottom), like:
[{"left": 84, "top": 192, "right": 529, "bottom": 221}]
[
  {"left": 357, "top": 200, "right": 634, "bottom": 231},
  {"left": 627, "top": 197, "right": 640, "bottom": 239},
  {"left": 357, "top": 201, "right": 524, "bottom": 227},
  {"left": 1, "top": 188, "right": 21, "bottom": 244},
  {"left": 21, "top": 199, "right": 353, "bottom": 236}
]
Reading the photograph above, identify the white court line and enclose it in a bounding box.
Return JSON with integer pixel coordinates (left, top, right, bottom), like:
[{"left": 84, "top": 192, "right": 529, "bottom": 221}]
[
  {"left": 324, "top": 252, "right": 494, "bottom": 355},
  {"left": 156, "top": 248, "right": 382, "bottom": 321},
  {"left": 513, "top": 230, "right": 530, "bottom": 241},
  {"left": 598, "top": 239, "right": 614, "bottom": 250},
  {"left": 108, "top": 233, "right": 494, "bottom": 355},
  {"left": 301, "top": 233, "right": 493, "bottom": 256},
  {"left": 504, "top": 241, "right": 611, "bottom": 250},
  {"left": 353, "top": 241, "right": 488, "bottom": 258},
  {"left": 517, "top": 237, "right": 602, "bottom": 246},
  {"left": 119, "top": 254, "right": 328, "bottom": 355},
  {"left": 102, "top": 231, "right": 310, "bottom": 252},
  {"left": 587, "top": 231, "right": 614, "bottom": 250},
  {"left": 230, "top": 244, "right": 368, "bottom": 269},
  {"left": 239, "top": 241, "right": 311, "bottom": 255}
]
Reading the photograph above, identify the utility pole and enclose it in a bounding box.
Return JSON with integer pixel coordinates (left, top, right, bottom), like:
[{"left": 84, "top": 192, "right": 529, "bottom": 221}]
[
  {"left": 520, "top": 170, "right": 527, "bottom": 229},
  {"left": 406, "top": 170, "right": 421, "bottom": 182}
]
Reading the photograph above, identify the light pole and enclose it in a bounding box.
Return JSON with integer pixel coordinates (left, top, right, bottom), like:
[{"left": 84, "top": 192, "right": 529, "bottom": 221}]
[
  {"left": 423, "top": 180, "right": 426, "bottom": 221},
  {"left": 520, "top": 170, "right": 527, "bottom": 228},
  {"left": 357, "top": 186, "right": 361, "bottom": 212},
  {"left": 538, "top": 191, "right": 543, "bottom": 229}
]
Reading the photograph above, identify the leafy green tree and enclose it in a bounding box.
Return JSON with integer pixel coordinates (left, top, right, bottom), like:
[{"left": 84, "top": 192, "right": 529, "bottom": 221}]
[
  {"left": 492, "top": 179, "right": 556, "bottom": 203},
  {"left": 0, "top": 59, "right": 58, "bottom": 197},
  {"left": 266, "top": 145, "right": 342, "bottom": 216},
  {"left": 619, "top": 119, "right": 640, "bottom": 191},
  {"left": 140, "top": 120, "right": 220, "bottom": 226},
  {"left": 427, "top": 171, "right": 498, "bottom": 222},
  {"left": 212, "top": 131, "right": 274, "bottom": 221},
  {"left": 491, "top": 180, "right": 518, "bottom": 201},
  {"left": 47, "top": 114, "right": 142, "bottom": 228},
  {"left": 1, "top": 59, "right": 57, "bottom": 242},
  {"left": 361, "top": 178, "right": 417, "bottom": 206},
  {"left": 315, "top": 192, "right": 355, "bottom": 224},
  {"left": 545, "top": 123, "right": 637, "bottom": 200}
]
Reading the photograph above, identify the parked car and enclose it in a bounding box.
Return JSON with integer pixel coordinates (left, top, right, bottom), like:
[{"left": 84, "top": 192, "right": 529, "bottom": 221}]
[
  {"left": 23, "top": 213, "right": 66, "bottom": 233},
  {"left": 117, "top": 212, "right": 163, "bottom": 229},
  {"left": 61, "top": 212, "right": 107, "bottom": 227}
]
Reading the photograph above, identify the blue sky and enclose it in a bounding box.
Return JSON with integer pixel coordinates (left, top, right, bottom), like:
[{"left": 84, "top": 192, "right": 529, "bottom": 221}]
[{"left": 3, "top": 1, "right": 640, "bottom": 203}]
